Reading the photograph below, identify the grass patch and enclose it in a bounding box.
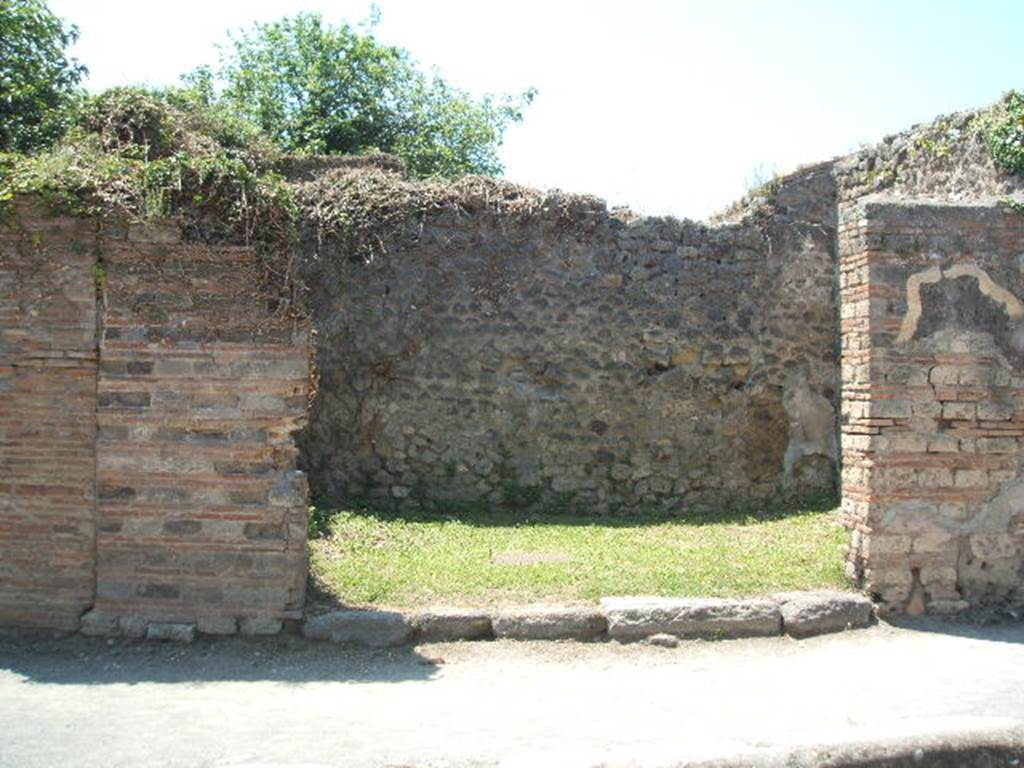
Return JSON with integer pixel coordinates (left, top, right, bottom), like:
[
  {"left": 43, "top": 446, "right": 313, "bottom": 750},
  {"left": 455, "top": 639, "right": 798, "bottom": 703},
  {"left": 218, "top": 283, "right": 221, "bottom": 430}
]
[{"left": 309, "top": 501, "right": 850, "bottom": 609}]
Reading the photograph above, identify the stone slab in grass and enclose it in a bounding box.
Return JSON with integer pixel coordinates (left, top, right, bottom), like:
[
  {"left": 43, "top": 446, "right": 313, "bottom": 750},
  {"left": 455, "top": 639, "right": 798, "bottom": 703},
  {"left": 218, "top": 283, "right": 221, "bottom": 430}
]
[
  {"left": 493, "top": 605, "right": 607, "bottom": 641},
  {"left": 412, "top": 608, "right": 493, "bottom": 642},
  {"left": 601, "top": 597, "right": 782, "bottom": 641},
  {"left": 775, "top": 590, "right": 875, "bottom": 638},
  {"left": 303, "top": 610, "right": 413, "bottom": 647}
]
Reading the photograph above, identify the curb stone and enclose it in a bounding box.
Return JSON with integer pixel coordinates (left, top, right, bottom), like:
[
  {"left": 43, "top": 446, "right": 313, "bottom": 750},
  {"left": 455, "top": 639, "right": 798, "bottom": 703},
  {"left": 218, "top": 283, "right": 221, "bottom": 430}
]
[
  {"left": 775, "top": 590, "right": 875, "bottom": 638},
  {"left": 411, "top": 608, "right": 493, "bottom": 642},
  {"left": 601, "top": 596, "right": 783, "bottom": 641},
  {"left": 302, "top": 609, "right": 414, "bottom": 647},
  {"left": 492, "top": 605, "right": 607, "bottom": 641}
]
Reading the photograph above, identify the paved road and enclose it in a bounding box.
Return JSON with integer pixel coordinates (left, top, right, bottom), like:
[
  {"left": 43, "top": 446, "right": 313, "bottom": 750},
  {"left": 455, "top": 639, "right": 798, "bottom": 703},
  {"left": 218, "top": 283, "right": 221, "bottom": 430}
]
[{"left": 2, "top": 619, "right": 1024, "bottom": 767}]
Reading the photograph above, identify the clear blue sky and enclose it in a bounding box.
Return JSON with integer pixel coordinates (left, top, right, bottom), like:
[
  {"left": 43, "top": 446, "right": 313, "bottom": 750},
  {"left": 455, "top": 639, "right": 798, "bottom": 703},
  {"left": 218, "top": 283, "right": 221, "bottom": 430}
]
[{"left": 49, "top": 0, "right": 1024, "bottom": 219}]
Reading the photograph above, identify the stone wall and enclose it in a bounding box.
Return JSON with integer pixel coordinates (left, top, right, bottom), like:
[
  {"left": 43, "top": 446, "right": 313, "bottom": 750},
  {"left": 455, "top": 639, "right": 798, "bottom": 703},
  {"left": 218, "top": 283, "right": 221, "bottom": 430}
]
[
  {"left": 840, "top": 198, "right": 1024, "bottom": 615},
  {"left": 0, "top": 201, "right": 312, "bottom": 634},
  {"left": 299, "top": 166, "right": 841, "bottom": 514}
]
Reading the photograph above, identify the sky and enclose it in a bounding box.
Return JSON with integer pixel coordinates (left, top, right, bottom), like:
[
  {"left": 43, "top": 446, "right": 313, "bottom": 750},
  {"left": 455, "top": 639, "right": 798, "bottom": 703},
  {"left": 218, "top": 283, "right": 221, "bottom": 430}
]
[{"left": 48, "top": 0, "right": 1024, "bottom": 219}]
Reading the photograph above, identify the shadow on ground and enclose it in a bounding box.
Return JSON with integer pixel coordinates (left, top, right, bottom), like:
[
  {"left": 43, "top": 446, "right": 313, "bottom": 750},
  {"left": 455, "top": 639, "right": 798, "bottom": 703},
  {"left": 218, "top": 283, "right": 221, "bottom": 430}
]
[
  {"left": 0, "top": 632, "right": 441, "bottom": 686},
  {"left": 311, "top": 493, "right": 840, "bottom": 532},
  {"left": 884, "top": 615, "right": 1024, "bottom": 647}
]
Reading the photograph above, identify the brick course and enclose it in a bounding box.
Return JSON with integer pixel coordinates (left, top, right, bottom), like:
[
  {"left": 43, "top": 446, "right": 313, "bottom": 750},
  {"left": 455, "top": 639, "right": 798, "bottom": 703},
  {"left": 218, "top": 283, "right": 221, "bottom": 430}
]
[{"left": 0, "top": 203, "right": 98, "bottom": 630}]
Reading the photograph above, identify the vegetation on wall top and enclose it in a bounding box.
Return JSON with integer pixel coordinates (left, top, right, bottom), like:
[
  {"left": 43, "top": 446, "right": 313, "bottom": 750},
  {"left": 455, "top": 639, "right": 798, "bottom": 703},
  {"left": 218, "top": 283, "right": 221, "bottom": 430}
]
[{"left": 984, "top": 90, "right": 1024, "bottom": 175}]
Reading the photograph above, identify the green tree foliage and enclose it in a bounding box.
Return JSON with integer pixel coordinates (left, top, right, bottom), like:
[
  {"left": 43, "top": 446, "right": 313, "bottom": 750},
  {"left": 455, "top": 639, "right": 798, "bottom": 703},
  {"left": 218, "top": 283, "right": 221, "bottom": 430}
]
[
  {"left": 186, "top": 12, "right": 533, "bottom": 178},
  {"left": 985, "top": 90, "right": 1024, "bottom": 175},
  {"left": 0, "top": 0, "right": 85, "bottom": 152}
]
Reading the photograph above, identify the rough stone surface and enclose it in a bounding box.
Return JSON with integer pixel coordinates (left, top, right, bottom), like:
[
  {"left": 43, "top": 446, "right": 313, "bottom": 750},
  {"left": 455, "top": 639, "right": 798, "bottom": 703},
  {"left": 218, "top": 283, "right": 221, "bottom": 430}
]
[
  {"left": 302, "top": 610, "right": 414, "bottom": 647},
  {"left": 602, "top": 597, "right": 783, "bottom": 640},
  {"left": 775, "top": 591, "right": 875, "bottom": 638},
  {"left": 298, "top": 166, "right": 840, "bottom": 515},
  {"left": 144, "top": 622, "right": 196, "bottom": 643},
  {"left": 492, "top": 606, "right": 607, "bottom": 641},
  {"left": 411, "top": 609, "right": 493, "bottom": 642}
]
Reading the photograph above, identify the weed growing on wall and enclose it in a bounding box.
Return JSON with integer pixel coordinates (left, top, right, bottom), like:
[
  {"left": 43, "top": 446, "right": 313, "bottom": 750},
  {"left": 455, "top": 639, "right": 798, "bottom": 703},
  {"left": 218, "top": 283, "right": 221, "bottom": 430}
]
[
  {"left": 0, "top": 89, "right": 294, "bottom": 239},
  {"left": 983, "top": 91, "right": 1024, "bottom": 175}
]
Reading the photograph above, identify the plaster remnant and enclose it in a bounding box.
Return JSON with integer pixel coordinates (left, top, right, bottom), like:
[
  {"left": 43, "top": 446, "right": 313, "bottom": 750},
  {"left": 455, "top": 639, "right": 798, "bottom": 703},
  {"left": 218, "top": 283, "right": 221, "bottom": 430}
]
[{"left": 896, "top": 262, "right": 1024, "bottom": 343}]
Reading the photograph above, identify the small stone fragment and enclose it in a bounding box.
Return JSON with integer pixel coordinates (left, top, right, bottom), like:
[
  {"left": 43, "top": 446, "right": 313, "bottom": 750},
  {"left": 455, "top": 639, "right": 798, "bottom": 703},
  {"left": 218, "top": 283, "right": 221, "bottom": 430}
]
[{"left": 646, "top": 633, "right": 679, "bottom": 648}]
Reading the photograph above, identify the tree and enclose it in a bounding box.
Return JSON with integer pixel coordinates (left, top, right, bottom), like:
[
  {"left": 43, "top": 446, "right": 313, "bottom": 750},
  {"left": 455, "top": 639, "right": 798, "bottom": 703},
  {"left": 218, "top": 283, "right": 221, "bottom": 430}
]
[
  {"left": 0, "top": 0, "right": 85, "bottom": 152},
  {"left": 186, "top": 12, "right": 533, "bottom": 178}
]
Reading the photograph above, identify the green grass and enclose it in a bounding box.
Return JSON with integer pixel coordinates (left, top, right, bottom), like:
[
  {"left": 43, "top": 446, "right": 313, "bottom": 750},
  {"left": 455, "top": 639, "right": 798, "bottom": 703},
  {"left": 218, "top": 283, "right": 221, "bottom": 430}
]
[{"left": 309, "top": 501, "right": 851, "bottom": 609}]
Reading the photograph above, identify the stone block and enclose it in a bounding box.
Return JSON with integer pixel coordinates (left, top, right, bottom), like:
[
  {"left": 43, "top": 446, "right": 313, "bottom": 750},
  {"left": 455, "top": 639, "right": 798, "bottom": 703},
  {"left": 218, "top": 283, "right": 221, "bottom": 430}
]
[
  {"left": 977, "top": 401, "right": 1015, "bottom": 421},
  {"left": 601, "top": 597, "right": 781, "bottom": 641},
  {"left": 917, "top": 468, "right": 953, "bottom": 488},
  {"left": 492, "top": 605, "right": 607, "bottom": 641},
  {"left": 411, "top": 608, "right": 493, "bottom": 642},
  {"left": 239, "top": 617, "right": 282, "bottom": 636},
  {"left": 871, "top": 400, "right": 913, "bottom": 419},
  {"left": 119, "top": 614, "right": 148, "bottom": 640},
  {"left": 942, "top": 402, "right": 976, "bottom": 421},
  {"left": 79, "top": 610, "right": 120, "bottom": 637},
  {"left": 775, "top": 591, "right": 875, "bottom": 638},
  {"left": 197, "top": 616, "right": 238, "bottom": 635},
  {"left": 927, "top": 436, "right": 959, "bottom": 453},
  {"left": 954, "top": 469, "right": 989, "bottom": 488},
  {"left": 146, "top": 623, "right": 196, "bottom": 643},
  {"left": 302, "top": 610, "right": 414, "bottom": 647},
  {"left": 977, "top": 437, "right": 1018, "bottom": 454}
]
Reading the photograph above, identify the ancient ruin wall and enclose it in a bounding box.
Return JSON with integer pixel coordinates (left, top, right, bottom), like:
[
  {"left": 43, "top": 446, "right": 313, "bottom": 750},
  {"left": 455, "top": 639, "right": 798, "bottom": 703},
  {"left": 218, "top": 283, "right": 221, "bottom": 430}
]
[
  {"left": 299, "top": 166, "right": 841, "bottom": 513},
  {"left": 0, "top": 206, "right": 99, "bottom": 631},
  {"left": 0, "top": 201, "right": 312, "bottom": 634},
  {"left": 840, "top": 198, "right": 1024, "bottom": 615}
]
